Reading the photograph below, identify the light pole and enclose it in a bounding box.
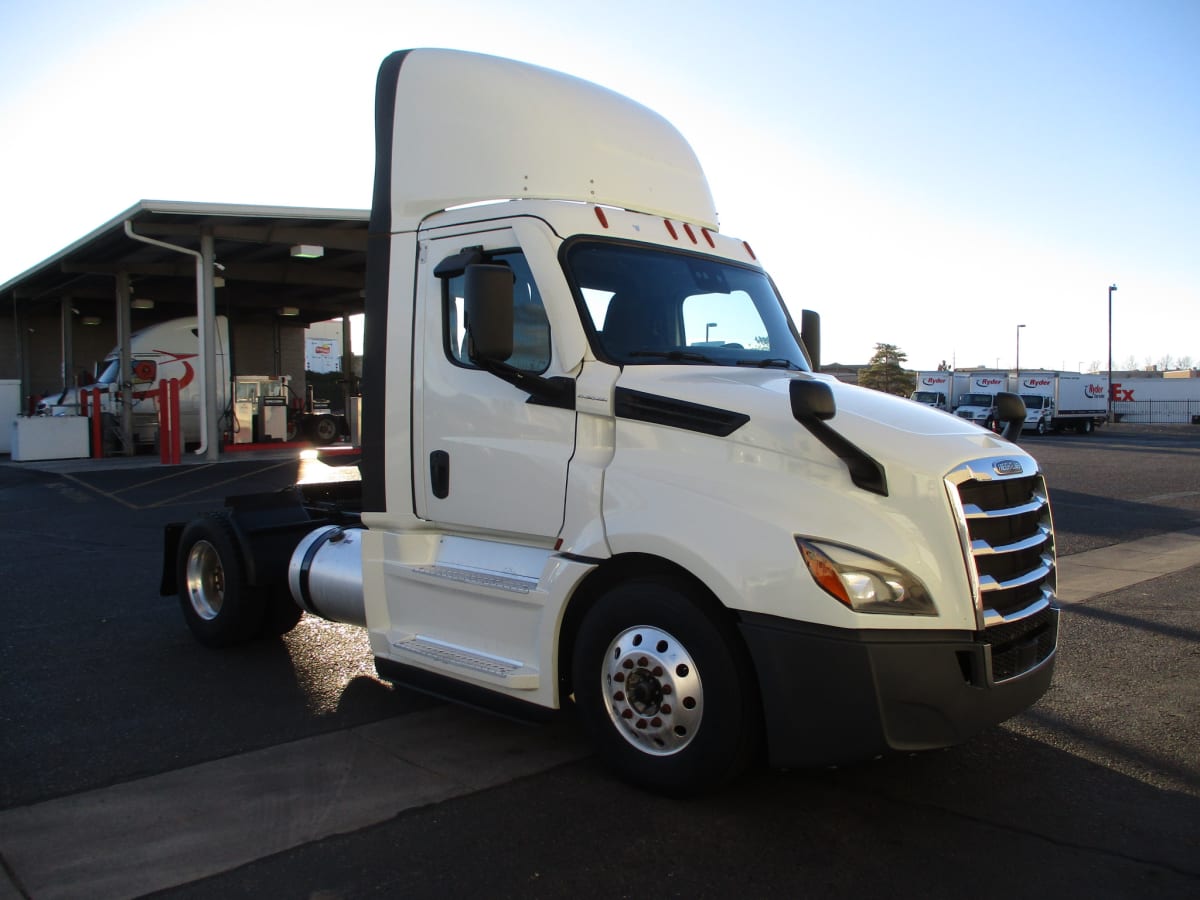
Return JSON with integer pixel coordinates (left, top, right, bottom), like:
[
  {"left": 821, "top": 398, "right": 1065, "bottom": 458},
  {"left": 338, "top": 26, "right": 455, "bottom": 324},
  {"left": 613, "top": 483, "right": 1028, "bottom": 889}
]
[
  {"left": 706, "top": 322, "right": 717, "bottom": 342},
  {"left": 1016, "top": 324, "right": 1025, "bottom": 375},
  {"left": 1107, "top": 284, "right": 1118, "bottom": 423}
]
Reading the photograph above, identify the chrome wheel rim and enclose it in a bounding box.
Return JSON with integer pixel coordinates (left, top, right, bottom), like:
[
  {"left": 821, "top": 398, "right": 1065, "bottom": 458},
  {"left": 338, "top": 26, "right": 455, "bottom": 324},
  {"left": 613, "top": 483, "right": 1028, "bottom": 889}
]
[
  {"left": 185, "top": 539, "right": 225, "bottom": 621},
  {"left": 602, "top": 625, "right": 702, "bottom": 756}
]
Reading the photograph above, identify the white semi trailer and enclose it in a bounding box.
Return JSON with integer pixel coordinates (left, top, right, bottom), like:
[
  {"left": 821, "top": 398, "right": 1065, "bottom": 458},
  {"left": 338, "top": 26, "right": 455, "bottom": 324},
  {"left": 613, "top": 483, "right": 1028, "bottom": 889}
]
[{"left": 163, "top": 49, "right": 1055, "bottom": 793}]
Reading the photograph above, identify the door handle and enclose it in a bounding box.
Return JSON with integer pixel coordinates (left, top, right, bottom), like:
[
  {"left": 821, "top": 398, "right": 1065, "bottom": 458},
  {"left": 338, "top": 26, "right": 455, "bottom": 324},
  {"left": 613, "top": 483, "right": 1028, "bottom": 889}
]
[{"left": 430, "top": 450, "right": 450, "bottom": 499}]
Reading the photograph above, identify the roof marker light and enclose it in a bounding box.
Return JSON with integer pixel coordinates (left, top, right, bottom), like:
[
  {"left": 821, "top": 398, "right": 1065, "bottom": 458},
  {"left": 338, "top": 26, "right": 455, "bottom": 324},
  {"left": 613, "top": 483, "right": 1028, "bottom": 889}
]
[
  {"left": 664, "top": 219, "right": 678, "bottom": 240},
  {"left": 594, "top": 207, "right": 609, "bottom": 229},
  {"left": 683, "top": 223, "right": 698, "bottom": 244},
  {"left": 743, "top": 241, "right": 757, "bottom": 260},
  {"left": 701, "top": 228, "right": 716, "bottom": 248}
]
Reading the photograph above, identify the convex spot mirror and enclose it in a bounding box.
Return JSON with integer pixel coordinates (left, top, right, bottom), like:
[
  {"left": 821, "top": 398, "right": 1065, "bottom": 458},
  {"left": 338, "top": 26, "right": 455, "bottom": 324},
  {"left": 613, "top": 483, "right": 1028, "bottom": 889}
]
[
  {"left": 994, "top": 391, "right": 1026, "bottom": 423},
  {"left": 464, "top": 264, "right": 515, "bottom": 363}
]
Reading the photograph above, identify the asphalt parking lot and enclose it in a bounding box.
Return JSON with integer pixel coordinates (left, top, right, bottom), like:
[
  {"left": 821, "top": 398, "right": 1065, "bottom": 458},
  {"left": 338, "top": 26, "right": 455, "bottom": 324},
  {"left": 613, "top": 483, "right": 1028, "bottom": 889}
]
[{"left": 1, "top": 425, "right": 1198, "bottom": 899}]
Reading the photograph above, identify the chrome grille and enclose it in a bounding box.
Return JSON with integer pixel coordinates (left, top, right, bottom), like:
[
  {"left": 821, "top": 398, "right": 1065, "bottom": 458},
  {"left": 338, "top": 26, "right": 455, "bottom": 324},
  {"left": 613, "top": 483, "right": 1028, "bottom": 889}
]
[{"left": 947, "top": 456, "right": 1059, "bottom": 682}]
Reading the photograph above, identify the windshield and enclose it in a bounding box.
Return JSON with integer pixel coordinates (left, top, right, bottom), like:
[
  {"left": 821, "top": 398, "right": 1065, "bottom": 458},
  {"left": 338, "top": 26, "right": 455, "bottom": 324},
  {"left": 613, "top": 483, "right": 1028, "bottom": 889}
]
[
  {"left": 1021, "top": 395, "right": 1047, "bottom": 409},
  {"left": 958, "top": 393, "right": 994, "bottom": 406},
  {"left": 96, "top": 358, "right": 120, "bottom": 385},
  {"left": 565, "top": 241, "right": 810, "bottom": 371}
]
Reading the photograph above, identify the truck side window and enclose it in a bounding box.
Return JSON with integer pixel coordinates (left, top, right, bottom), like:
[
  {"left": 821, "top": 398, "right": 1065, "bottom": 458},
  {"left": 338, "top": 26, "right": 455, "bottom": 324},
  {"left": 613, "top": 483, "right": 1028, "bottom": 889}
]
[{"left": 443, "top": 250, "right": 551, "bottom": 374}]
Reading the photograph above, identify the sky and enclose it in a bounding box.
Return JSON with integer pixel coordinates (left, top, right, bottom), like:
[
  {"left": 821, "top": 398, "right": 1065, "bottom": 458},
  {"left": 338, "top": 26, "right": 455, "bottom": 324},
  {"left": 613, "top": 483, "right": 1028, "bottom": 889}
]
[{"left": 1, "top": 0, "right": 1196, "bottom": 372}]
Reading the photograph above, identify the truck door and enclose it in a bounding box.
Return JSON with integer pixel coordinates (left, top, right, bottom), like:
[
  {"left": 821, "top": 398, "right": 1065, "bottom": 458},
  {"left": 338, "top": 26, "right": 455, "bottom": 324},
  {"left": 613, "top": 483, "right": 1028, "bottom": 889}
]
[{"left": 414, "top": 230, "right": 575, "bottom": 539}]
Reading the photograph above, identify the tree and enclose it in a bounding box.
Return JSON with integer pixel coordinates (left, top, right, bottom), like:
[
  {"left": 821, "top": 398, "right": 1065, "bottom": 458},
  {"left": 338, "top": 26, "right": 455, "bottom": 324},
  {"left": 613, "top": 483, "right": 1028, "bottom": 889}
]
[{"left": 859, "top": 343, "right": 916, "bottom": 397}]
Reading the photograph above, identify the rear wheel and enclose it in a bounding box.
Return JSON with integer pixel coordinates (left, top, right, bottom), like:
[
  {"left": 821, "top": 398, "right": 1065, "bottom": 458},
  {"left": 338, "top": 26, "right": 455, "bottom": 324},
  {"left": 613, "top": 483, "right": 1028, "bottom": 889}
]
[
  {"left": 572, "top": 578, "right": 761, "bottom": 794},
  {"left": 310, "top": 414, "right": 340, "bottom": 445},
  {"left": 177, "top": 513, "right": 266, "bottom": 647},
  {"left": 1080, "top": 418, "right": 1095, "bottom": 434}
]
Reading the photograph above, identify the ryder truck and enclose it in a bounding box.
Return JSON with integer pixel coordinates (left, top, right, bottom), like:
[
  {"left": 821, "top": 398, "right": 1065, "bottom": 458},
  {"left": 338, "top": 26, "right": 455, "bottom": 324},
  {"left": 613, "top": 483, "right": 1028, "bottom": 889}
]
[
  {"left": 164, "top": 49, "right": 1058, "bottom": 792},
  {"left": 910, "top": 371, "right": 954, "bottom": 410},
  {"left": 1012, "top": 371, "right": 1108, "bottom": 435}
]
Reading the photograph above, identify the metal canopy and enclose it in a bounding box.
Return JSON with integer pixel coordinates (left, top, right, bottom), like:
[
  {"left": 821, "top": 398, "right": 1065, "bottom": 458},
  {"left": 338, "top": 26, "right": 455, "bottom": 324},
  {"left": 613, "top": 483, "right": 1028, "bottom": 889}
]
[{"left": 0, "top": 200, "right": 370, "bottom": 327}]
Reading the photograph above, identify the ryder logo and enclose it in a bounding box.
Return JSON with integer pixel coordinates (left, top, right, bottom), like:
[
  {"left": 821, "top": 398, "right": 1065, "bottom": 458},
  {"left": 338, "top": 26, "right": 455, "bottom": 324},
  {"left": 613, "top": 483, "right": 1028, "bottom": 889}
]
[
  {"left": 1085, "top": 383, "right": 1107, "bottom": 399},
  {"left": 1022, "top": 378, "right": 1052, "bottom": 389},
  {"left": 978, "top": 378, "right": 1004, "bottom": 387}
]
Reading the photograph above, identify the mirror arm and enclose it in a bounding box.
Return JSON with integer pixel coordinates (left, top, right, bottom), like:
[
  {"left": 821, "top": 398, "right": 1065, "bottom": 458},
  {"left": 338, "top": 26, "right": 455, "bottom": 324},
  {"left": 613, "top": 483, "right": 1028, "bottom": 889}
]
[{"left": 474, "top": 357, "right": 575, "bottom": 410}]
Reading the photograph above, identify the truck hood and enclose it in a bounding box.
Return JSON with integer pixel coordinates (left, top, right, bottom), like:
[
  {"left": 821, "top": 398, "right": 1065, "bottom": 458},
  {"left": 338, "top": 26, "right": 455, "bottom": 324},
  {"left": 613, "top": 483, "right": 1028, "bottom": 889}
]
[{"left": 614, "top": 367, "right": 1033, "bottom": 482}]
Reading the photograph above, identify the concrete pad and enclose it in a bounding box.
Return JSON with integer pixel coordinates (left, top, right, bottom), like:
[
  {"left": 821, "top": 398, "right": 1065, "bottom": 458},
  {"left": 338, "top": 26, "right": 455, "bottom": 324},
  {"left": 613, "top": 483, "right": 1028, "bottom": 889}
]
[
  {"left": 0, "top": 727, "right": 464, "bottom": 900},
  {"left": 0, "top": 707, "right": 591, "bottom": 900},
  {"left": 1056, "top": 528, "right": 1200, "bottom": 604}
]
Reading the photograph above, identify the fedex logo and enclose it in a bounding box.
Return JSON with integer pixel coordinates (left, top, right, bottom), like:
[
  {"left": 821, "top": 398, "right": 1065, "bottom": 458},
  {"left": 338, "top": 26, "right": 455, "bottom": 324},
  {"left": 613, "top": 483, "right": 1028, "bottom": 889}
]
[
  {"left": 1110, "top": 382, "right": 1135, "bottom": 401},
  {"left": 1022, "top": 378, "right": 1052, "bottom": 388},
  {"left": 977, "top": 378, "right": 1004, "bottom": 387}
]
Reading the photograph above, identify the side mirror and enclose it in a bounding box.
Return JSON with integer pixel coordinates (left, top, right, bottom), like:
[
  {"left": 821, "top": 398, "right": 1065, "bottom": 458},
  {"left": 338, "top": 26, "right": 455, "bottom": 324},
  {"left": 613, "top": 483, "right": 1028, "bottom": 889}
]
[
  {"left": 790, "top": 378, "right": 836, "bottom": 421},
  {"left": 994, "top": 391, "right": 1026, "bottom": 443},
  {"left": 800, "top": 309, "right": 821, "bottom": 371},
  {"left": 464, "top": 264, "right": 514, "bottom": 363}
]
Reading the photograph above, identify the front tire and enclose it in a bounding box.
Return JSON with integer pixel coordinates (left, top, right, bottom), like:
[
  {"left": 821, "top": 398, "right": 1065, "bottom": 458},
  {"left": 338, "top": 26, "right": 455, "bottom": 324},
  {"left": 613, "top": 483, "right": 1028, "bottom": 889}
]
[
  {"left": 572, "top": 578, "right": 761, "bottom": 794},
  {"left": 177, "top": 513, "right": 266, "bottom": 647}
]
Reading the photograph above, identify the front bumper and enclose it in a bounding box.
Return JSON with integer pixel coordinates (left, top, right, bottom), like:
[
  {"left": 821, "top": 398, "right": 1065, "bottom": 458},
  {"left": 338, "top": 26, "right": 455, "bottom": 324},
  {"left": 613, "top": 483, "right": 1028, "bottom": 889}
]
[{"left": 738, "top": 606, "right": 1058, "bottom": 768}]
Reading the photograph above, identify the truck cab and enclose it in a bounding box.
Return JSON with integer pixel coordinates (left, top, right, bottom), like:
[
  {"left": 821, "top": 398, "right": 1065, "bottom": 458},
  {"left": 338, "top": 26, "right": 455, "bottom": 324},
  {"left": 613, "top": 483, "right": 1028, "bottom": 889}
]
[
  {"left": 167, "top": 49, "right": 1058, "bottom": 793},
  {"left": 1019, "top": 393, "right": 1055, "bottom": 434},
  {"left": 953, "top": 392, "right": 1000, "bottom": 430}
]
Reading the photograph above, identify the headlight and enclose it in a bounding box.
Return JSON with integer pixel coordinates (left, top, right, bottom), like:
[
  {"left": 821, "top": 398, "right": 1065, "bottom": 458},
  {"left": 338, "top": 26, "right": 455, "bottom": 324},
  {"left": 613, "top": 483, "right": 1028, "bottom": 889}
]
[{"left": 796, "top": 538, "right": 936, "bottom": 615}]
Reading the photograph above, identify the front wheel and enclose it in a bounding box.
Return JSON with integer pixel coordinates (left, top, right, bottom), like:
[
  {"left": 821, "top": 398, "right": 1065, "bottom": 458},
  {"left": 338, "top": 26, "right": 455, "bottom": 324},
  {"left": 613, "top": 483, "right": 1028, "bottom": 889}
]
[
  {"left": 572, "top": 578, "right": 761, "bottom": 794},
  {"left": 1036, "top": 419, "right": 1048, "bottom": 436}
]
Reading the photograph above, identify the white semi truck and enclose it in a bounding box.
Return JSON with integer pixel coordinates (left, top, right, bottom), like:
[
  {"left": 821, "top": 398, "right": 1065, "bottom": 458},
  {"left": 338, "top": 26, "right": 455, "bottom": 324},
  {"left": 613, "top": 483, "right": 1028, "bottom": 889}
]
[
  {"left": 38, "top": 316, "right": 348, "bottom": 446},
  {"left": 1011, "top": 372, "right": 1108, "bottom": 434},
  {"left": 38, "top": 316, "right": 231, "bottom": 447},
  {"left": 163, "top": 49, "right": 1057, "bottom": 793},
  {"left": 910, "top": 371, "right": 954, "bottom": 410}
]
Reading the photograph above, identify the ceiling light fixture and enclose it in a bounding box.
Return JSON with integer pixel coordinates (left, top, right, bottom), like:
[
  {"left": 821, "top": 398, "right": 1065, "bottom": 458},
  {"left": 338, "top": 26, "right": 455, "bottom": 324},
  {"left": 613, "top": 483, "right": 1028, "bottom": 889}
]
[{"left": 290, "top": 244, "right": 324, "bottom": 259}]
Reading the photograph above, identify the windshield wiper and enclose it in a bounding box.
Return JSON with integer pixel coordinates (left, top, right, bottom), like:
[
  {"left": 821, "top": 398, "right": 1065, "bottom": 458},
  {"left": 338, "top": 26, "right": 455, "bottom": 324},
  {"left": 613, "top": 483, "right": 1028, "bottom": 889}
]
[
  {"left": 737, "top": 358, "right": 802, "bottom": 369},
  {"left": 628, "top": 349, "right": 717, "bottom": 364}
]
